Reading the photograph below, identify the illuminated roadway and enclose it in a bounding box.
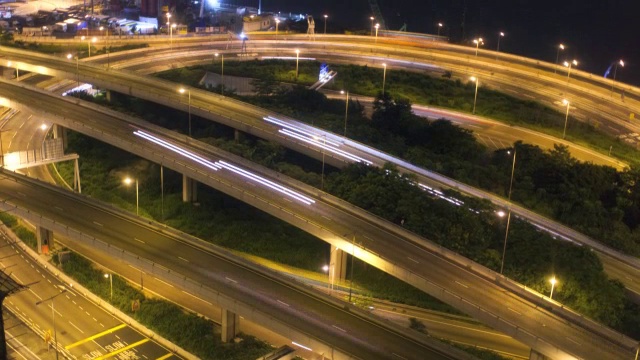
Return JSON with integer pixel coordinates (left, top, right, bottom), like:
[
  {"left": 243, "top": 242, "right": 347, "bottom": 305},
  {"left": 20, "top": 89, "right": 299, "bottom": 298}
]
[{"left": 0, "top": 79, "right": 637, "bottom": 359}]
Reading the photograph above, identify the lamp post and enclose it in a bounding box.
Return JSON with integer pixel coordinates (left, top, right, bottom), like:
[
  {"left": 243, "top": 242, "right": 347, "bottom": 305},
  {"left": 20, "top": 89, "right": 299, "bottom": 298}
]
[
  {"left": 554, "top": 43, "right": 565, "bottom": 74},
  {"left": 104, "top": 273, "right": 113, "bottom": 300},
  {"left": 375, "top": 23, "right": 380, "bottom": 43},
  {"left": 323, "top": 15, "right": 328, "bottom": 34},
  {"left": 123, "top": 177, "right": 138, "bottom": 215},
  {"left": 564, "top": 59, "right": 578, "bottom": 84},
  {"left": 348, "top": 234, "right": 356, "bottom": 303},
  {"left": 67, "top": 53, "right": 79, "bottom": 87},
  {"left": 437, "top": 22, "right": 443, "bottom": 36},
  {"left": 341, "top": 90, "right": 349, "bottom": 137},
  {"left": 314, "top": 134, "right": 326, "bottom": 190},
  {"left": 473, "top": 38, "right": 483, "bottom": 57},
  {"left": 275, "top": 19, "right": 280, "bottom": 42},
  {"left": 496, "top": 31, "right": 505, "bottom": 55},
  {"left": 170, "top": 23, "right": 176, "bottom": 50},
  {"left": 382, "top": 63, "right": 387, "bottom": 95},
  {"left": 214, "top": 53, "right": 224, "bottom": 94},
  {"left": 322, "top": 265, "right": 330, "bottom": 292},
  {"left": 470, "top": 76, "right": 479, "bottom": 114},
  {"left": 611, "top": 59, "right": 624, "bottom": 96},
  {"left": 562, "top": 99, "right": 571, "bottom": 139},
  {"left": 295, "top": 49, "right": 300, "bottom": 80},
  {"left": 179, "top": 88, "right": 192, "bottom": 136},
  {"left": 36, "top": 288, "right": 67, "bottom": 360},
  {"left": 500, "top": 148, "right": 516, "bottom": 274},
  {"left": 549, "top": 277, "right": 557, "bottom": 299},
  {"left": 369, "top": 17, "right": 374, "bottom": 36}
]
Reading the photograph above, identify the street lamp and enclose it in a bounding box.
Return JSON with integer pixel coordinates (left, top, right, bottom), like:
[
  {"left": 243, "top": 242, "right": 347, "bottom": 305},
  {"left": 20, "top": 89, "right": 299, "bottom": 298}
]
[
  {"left": 295, "top": 49, "right": 300, "bottom": 80},
  {"left": 104, "top": 273, "right": 113, "bottom": 300},
  {"left": 437, "top": 22, "right": 443, "bottom": 36},
  {"left": 500, "top": 148, "right": 516, "bottom": 274},
  {"left": 611, "top": 59, "right": 625, "bottom": 96},
  {"left": 554, "top": 43, "right": 565, "bottom": 74},
  {"left": 178, "top": 88, "right": 192, "bottom": 136},
  {"left": 382, "top": 63, "right": 387, "bottom": 95},
  {"left": 123, "top": 176, "right": 139, "bottom": 215},
  {"left": 470, "top": 76, "right": 479, "bottom": 114},
  {"left": 496, "top": 31, "right": 505, "bottom": 54},
  {"left": 314, "top": 135, "right": 327, "bottom": 190},
  {"left": 341, "top": 90, "right": 349, "bottom": 137},
  {"left": 473, "top": 38, "right": 484, "bottom": 57},
  {"left": 323, "top": 15, "right": 328, "bottom": 34},
  {"left": 170, "top": 23, "right": 177, "bottom": 50},
  {"left": 369, "top": 17, "right": 374, "bottom": 36},
  {"left": 562, "top": 99, "right": 571, "bottom": 140},
  {"left": 322, "top": 264, "right": 330, "bottom": 292},
  {"left": 36, "top": 287, "right": 67, "bottom": 360},
  {"left": 564, "top": 59, "right": 578, "bottom": 84},
  {"left": 549, "top": 277, "right": 557, "bottom": 299},
  {"left": 214, "top": 53, "right": 224, "bottom": 95},
  {"left": 375, "top": 23, "right": 380, "bottom": 43},
  {"left": 67, "top": 53, "right": 79, "bottom": 87},
  {"left": 275, "top": 18, "right": 280, "bottom": 42}
]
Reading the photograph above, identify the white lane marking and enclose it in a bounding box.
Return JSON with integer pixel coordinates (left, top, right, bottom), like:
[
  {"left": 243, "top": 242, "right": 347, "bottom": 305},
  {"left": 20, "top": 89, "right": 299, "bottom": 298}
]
[
  {"left": 566, "top": 336, "right": 581, "bottom": 346},
  {"left": 153, "top": 277, "right": 174, "bottom": 288},
  {"left": 28, "top": 289, "right": 43, "bottom": 301},
  {"left": 93, "top": 221, "right": 103, "bottom": 227},
  {"left": 178, "top": 256, "right": 189, "bottom": 263},
  {"left": 12, "top": 274, "right": 23, "bottom": 283},
  {"left": 283, "top": 197, "right": 293, "bottom": 203},
  {"left": 332, "top": 325, "right": 346, "bottom": 333},
  {"left": 277, "top": 300, "right": 289, "bottom": 307},
  {"left": 407, "top": 257, "right": 419, "bottom": 264},
  {"left": 225, "top": 277, "right": 238, "bottom": 284},
  {"left": 55, "top": 206, "right": 63, "bottom": 211},
  {"left": 321, "top": 215, "right": 332, "bottom": 221},
  {"left": 85, "top": 311, "right": 90, "bottom": 316},
  {"left": 181, "top": 291, "right": 212, "bottom": 305},
  {"left": 392, "top": 353, "right": 408, "bottom": 360},
  {"left": 69, "top": 321, "right": 84, "bottom": 334},
  {"left": 507, "top": 307, "right": 522, "bottom": 316},
  {"left": 134, "top": 238, "right": 145, "bottom": 244},
  {"left": 455, "top": 281, "right": 469, "bottom": 289}
]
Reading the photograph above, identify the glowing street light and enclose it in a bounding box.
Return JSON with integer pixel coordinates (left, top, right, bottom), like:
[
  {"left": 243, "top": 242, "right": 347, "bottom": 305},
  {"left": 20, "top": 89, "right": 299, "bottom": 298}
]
[
  {"left": 375, "top": 23, "right": 380, "bottom": 43},
  {"left": 170, "top": 23, "right": 177, "bottom": 49},
  {"left": 564, "top": 59, "right": 578, "bottom": 84},
  {"left": 562, "top": 99, "right": 571, "bottom": 140},
  {"left": 81, "top": 36, "right": 97, "bottom": 57},
  {"left": 382, "top": 63, "right": 387, "bottom": 94},
  {"left": 611, "top": 59, "right": 625, "bottom": 96},
  {"left": 214, "top": 53, "right": 224, "bottom": 94},
  {"left": 35, "top": 287, "right": 67, "bottom": 360},
  {"left": 549, "top": 277, "right": 557, "bottom": 299},
  {"left": 323, "top": 14, "right": 328, "bottom": 34},
  {"left": 67, "top": 53, "right": 79, "bottom": 87},
  {"left": 554, "top": 43, "right": 565, "bottom": 74},
  {"left": 500, "top": 148, "right": 516, "bottom": 274},
  {"left": 496, "top": 31, "right": 505, "bottom": 54},
  {"left": 437, "top": 22, "right": 443, "bottom": 36},
  {"left": 295, "top": 49, "right": 300, "bottom": 80},
  {"left": 473, "top": 37, "right": 484, "bottom": 57},
  {"left": 370, "top": 16, "right": 375, "bottom": 36},
  {"left": 341, "top": 90, "right": 349, "bottom": 137},
  {"left": 104, "top": 273, "right": 113, "bottom": 300},
  {"left": 470, "top": 76, "right": 479, "bottom": 114},
  {"left": 178, "top": 88, "right": 192, "bottom": 136},
  {"left": 123, "top": 176, "right": 139, "bottom": 215},
  {"left": 275, "top": 18, "right": 280, "bottom": 42}
]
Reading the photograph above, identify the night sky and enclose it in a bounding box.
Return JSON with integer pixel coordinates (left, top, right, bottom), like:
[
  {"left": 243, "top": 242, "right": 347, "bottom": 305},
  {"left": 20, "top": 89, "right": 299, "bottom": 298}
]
[{"left": 237, "top": 0, "right": 640, "bottom": 86}]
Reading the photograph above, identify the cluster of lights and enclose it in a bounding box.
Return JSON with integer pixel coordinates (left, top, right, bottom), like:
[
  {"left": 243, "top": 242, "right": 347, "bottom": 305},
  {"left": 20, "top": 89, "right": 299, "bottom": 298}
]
[
  {"left": 263, "top": 116, "right": 372, "bottom": 165},
  {"left": 133, "top": 130, "right": 315, "bottom": 205}
]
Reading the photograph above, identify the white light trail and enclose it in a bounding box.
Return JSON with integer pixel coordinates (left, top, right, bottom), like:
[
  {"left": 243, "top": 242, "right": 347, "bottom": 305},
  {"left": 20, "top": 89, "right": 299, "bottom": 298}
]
[
  {"left": 291, "top": 341, "right": 313, "bottom": 351},
  {"left": 134, "top": 130, "right": 221, "bottom": 171},
  {"left": 264, "top": 116, "right": 342, "bottom": 147},
  {"left": 279, "top": 129, "right": 372, "bottom": 164}
]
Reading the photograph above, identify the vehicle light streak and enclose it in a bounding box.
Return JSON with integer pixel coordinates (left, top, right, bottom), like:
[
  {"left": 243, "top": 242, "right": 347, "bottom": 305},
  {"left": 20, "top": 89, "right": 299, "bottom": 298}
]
[
  {"left": 263, "top": 116, "right": 342, "bottom": 147},
  {"left": 134, "top": 130, "right": 221, "bottom": 171},
  {"left": 280, "top": 129, "right": 372, "bottom": 164},
  {"left": 261, "top": 56, "right": 317, "bottom": 61},
  {"left": 134, "top": 130, "right": 315, "bottom": 205},
  {"left": 217, "top": 161, "right": 316, "bottom": 205}
]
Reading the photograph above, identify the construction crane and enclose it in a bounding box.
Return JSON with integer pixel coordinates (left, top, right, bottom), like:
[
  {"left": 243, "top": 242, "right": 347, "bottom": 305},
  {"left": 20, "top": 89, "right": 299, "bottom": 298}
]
[{"left": 368, "top": 0, "right": 386, "bottom": 30}]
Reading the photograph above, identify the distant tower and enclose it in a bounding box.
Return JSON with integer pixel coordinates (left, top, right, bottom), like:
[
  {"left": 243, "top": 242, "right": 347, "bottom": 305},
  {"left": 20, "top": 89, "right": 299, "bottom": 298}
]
[{"left": 307, "top": 15, "right": 315, "bottom": 39}]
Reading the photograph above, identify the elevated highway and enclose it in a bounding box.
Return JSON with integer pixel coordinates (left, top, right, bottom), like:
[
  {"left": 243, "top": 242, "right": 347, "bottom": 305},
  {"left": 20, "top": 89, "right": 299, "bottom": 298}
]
[{"left": 0, "top": 78, "right": 637, "bottom": 359}]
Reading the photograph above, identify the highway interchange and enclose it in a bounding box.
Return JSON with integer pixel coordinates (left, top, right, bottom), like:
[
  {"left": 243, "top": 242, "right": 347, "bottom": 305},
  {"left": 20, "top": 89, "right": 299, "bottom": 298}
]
[{"left": 1, "top": 33, "right": 640, "bottom": 359}]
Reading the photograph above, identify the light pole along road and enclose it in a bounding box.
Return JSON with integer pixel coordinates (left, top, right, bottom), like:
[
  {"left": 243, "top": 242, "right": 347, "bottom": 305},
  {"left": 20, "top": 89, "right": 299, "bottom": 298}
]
[
  {"left": 0, "top": 80, "right": 636, "bottom": 359},
  {"left": 6, "top": 42, "right": 639, "bottom": 303}
]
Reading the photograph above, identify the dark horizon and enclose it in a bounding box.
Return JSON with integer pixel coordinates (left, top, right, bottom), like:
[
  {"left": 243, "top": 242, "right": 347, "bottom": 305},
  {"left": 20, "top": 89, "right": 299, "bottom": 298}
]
[{"left": 240, "top": 0, "right": 639, "bottom": 87}]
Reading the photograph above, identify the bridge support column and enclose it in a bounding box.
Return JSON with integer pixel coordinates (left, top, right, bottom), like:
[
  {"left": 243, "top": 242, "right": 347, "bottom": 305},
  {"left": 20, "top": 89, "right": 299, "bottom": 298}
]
[
  {"left": 105, "top": 90, "right": 112, "bottom": 102},
  {"left": 52, "top": 124, "right": 68, "bottom": 149},
  {"left": 329, "top": 246, "right": 347, "bottom": 289},
  {"left": 182, "top": 175, "right": 198, "bottom": 203},
  {"left": 234, "top": 129, "right": 241, "bottom": 143},
  {"left": 529, "top": 349, "right": 551, "bottom": 360},
  {"left": 220, "top": 309, "right": 238, "bottom": 343},
  {"left": 73, "top": 158, "right": 82, "bottom": 193},
  {"left": 36, "top": 226, "right": 53, "bottom": 255}
]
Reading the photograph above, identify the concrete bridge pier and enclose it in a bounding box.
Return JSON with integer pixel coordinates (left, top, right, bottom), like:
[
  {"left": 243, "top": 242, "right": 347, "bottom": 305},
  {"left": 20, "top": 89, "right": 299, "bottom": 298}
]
[
  {"left": 36, "top": 226, "right": 53, "bottom": 254},
  {"left": 529, "top": 349, "right": 551, "bottom": 360},
  {"left": 234, "top": 129, "right": 242, "bottom": 143},
  {"left": 220, "top": 309, "right": 238, "bottom": 342},
  {"left": 182, "top": 174, "right": 198, "bottom": 203},
  {"left": 52, "top": 124, "right": 67, "bottom": 149},
  {"left": 329, "top": 246, "right": 347, "bottom": 289},
  {"left": 73, "top": 158, "right": 82, "bottom": 193}
]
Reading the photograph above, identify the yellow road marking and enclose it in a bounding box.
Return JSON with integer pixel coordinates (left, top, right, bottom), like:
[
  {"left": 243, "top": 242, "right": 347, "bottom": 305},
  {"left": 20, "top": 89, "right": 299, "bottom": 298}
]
[
  {"left": 96, "top": 339, "right": 149, "bottom": 360},
  {"left": 65, "top": 323, "right": 127, "bottom": 350},
  {"left": 156, "top": 353, "right": 173, "bottom": 360}
]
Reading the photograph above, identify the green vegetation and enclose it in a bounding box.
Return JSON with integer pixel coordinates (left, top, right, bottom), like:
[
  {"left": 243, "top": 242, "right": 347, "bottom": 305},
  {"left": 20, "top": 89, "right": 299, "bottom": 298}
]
[
  {"left": 54, "top": 250, "right": 271, "bottom": 359},
  {"left": 0, "top": 212, "right": 37, "bottom": 249}
]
